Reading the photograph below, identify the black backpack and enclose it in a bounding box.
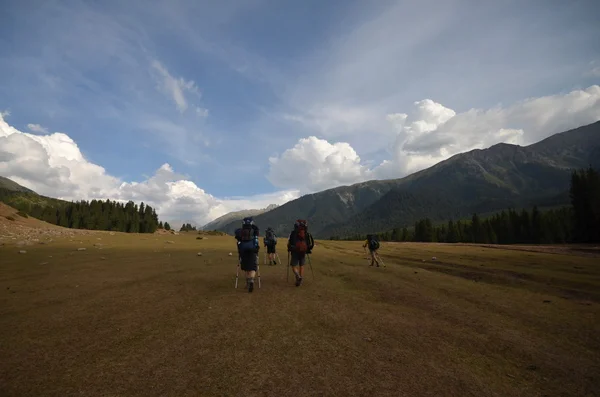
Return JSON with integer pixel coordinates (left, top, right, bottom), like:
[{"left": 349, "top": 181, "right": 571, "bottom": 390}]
[
  {"left": 368, "top": 235, "right": 380, "bottom": 250},
  {"left": 265, "top": 228, "right": 277, "bottom": 245}
]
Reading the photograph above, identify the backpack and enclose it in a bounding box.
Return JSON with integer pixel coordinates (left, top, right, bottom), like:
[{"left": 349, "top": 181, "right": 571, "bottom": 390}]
[
  {"left": 368, "top": 234, "right": 380, "bottom": 251},
  {"left": 265, "top": 228, "right": 277, "bottom": 245},
  {"left": 237, "top": 222, "right": 259, "bottom": 253},
  {"left": 291, "top": 219, "right": 313, "bottom": 254}
]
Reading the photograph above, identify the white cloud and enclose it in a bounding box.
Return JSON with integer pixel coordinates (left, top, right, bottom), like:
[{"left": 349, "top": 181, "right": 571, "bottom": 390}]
[
  {"left": 196, "top": 107, "right": 209, "bottom": 117},
  {"left": 270, "top": 85, "right": 600, "bottom": 186},
  {"left": 374, "top": 85, "right": 600, "bottom": 178},
  {"left": 267, "top": 136, "right": 372, "bottom": 193},
  {"left": 151, "top": 60, "right": 201, "bottom": 113},
  {"left": 0, "top": 114, "right": 296, "bottom": 226},
  {"left": 26, "top": 123, "right": 49, "bottom": 134}
]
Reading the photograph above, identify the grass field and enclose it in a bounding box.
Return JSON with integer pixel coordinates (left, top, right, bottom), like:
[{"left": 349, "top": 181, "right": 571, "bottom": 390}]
[{"left": 1, "top": 231, "right": 599, "bottom": 396}]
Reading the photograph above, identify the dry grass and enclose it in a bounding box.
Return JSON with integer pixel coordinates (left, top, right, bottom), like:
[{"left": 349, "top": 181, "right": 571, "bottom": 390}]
[{"left": 0, "top": 232, "right": 599, "bottom": 397}]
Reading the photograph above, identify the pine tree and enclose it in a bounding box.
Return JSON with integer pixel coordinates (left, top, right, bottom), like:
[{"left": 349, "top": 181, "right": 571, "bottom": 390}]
[
  {"left": 401, "top": 227, "right": 409, "bottom": 242},
  {"left": 571, "top": 167, "right": 600, "bottom": 243},
  {"left": 447, "top": 220, "right": 458, "bottom": 243},
  {"left": 164, "top": 222, "right": 171, "bottom": 231},
  {"left": 471, "top": 213, "right": 483, "bottom": 243}
]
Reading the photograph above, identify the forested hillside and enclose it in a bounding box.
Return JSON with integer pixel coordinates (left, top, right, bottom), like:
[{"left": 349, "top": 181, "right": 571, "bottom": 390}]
[{"left": 0, "top": 179, "right": 160, "bottom": 233}]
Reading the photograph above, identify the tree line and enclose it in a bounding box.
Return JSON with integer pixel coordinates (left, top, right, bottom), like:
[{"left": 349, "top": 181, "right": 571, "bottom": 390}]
[
  {"left": 21, "top": 199, "right": 161, "bottom": 234},
  {"left": 180, "top": 223, "right": 197, "bottom": 232},
  {"left": 331, "top": 167, "right": 599, "bottom": 244}
]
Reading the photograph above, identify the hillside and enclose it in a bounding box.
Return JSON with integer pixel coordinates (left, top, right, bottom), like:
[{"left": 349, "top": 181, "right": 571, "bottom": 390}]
[
  {"left": 216, "top": 121, "right": 600, "bottom": 238},
  {"left": 0, "top": 178, "right": 70, "bottom": 211},
  {"left": 202, "top": 204, "right": 279, "bottom": 230},
  {"left": 0, "top": 176, "right": 35, "bottom": 193},
  {"left": 215, "top": 180, "right": 403, "bottom": 236}
]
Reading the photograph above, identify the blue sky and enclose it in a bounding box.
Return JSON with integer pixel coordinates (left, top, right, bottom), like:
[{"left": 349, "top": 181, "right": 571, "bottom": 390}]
[{"left": 1, "top": 0, "right": 599, "bottom": 225}]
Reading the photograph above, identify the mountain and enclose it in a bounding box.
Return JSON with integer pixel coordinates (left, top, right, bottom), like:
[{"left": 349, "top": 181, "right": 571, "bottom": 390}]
[
  {"left": 0, "top": 177, "right": 69, "bottom": 210},
  {"left": 213, "top": 121, "right": 600, "bottom": 238},
  {"left": 0, "top": 176, "right": 35, "bottom": 193},
  {"left": 202, "top": 204, "right": 279, "bottom": 230}
]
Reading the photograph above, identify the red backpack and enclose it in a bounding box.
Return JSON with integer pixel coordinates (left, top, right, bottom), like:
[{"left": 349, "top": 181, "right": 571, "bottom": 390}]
[{"left": 294, "top": 219, "right": 309, "bottom": 253}]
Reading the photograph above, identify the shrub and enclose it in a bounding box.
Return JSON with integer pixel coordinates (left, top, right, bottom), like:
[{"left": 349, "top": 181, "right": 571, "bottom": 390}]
[
  {"left": 5, "top": 216, "right": 15, "bottom": 221},
  {"left": 16, "top": 211, "right": 28, "bottom": 218}
]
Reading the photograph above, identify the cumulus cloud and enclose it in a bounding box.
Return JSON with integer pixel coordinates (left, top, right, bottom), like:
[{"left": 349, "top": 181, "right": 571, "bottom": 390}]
[
  {"left": 151, "top": 60, "right": 201, "bottom": 113},
  {"left": 26, "top": 123, "right": 49, "bottom": 134},
  {"left": 270, "top": 85, "right": 600, "bottom": 187},
  {"left": 374, "top": 85, "right": 600, "bottom": 178},
  {"left": 0, "top": 114, "right": 296, "bottom": 226},
  {"left": 196, "top": 107, "right": 209, "bottom": 117},
  {"left": 267, "top": 136, "right": 372, "bottom": 193}
]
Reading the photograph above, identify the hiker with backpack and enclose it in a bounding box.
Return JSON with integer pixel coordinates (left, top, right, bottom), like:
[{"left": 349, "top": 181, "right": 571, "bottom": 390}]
[
  {"left": 364, "top": 234, "right": 381, "bottom": 267},
  {"left": 234, "top": 217, "right": 260, "bottom": 292},
  {"left": 287, "top": 219, "right": 315, "bottom": 287},
  {"left": 263, "top": 227, "right": 278, "bottom": 265}
]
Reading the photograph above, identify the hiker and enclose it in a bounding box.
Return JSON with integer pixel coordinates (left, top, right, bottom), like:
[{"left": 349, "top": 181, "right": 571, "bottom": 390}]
[
  {"left": 363, "top": 234, "right": 380, "bottom": 267},
  {"left": 234, "top": 217, "right": 260, "bottom": 292},
  {"left": 263, "top": 227, "right": 278, "bottom": 265},
  {"left": 287, "top": 219, "right": 315, "bottom": 287}
]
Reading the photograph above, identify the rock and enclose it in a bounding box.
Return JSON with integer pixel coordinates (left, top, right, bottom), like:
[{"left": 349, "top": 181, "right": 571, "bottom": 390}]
[
  {"left": 196, "top": 237, "right": 203, "bottom": 240},
  {"left": 77, "top": 248, "right": 86, "bottom": 251},
  {"left": 197, "top": 252, "right": 203, "bottom": 256},
  {"left": 543, "top": 300, "right": 551, "bottom": 303},
  {"left": 363, "top": 337, "right": 373, "bottom": 342},
  {"left": 166, "top": 241, "right": 175, "bottom": 244},
  {"left": 101, "top": 257, "right": 106, "bottom": 260},
  {"left": 110, "top": 232, "right": 115, "bottom": 236},
  {"left": 40, "top": 262, "right": 48, "bottom": 265},
  {"left": 228, "top": 252, "right": 233, "bottom": 256},
  {"left": 432, "top": 257, "right": 437, "bottom": 261},
  {"left": 18, "top": 250, "right": 26, "bottom": 254}
]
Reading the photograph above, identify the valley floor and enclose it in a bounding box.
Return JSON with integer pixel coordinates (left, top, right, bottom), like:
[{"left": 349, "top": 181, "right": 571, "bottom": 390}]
[{"left": 0, "top": 231, "right": 598, "bottom": 396}]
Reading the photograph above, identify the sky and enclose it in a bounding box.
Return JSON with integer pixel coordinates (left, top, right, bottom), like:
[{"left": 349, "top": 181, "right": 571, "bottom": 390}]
[{"left": 1, "top": 0, "right": 599, "bottom": 227}]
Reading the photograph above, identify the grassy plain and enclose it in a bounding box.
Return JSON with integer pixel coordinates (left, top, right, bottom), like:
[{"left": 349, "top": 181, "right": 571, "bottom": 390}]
[{"left": 1, "top": 231, "right": 599, "bottom": 396}]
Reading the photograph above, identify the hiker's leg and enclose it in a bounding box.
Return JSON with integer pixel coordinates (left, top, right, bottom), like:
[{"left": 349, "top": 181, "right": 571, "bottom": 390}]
[
  {"left": 241, "top": 252, "right": 257, "bottom": 291},
  {"left": 291, "top": 253, "right": 300, "bottom": 276},
  {"left": 370, "top": 250, "right": 376, "bottom": 265},
  {"left": 298, "top": 255, "right": 305, "bottom": 277}
]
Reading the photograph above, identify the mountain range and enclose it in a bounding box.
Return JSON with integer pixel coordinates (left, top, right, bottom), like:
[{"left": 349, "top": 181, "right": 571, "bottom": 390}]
[
  {"left": 202, "top": 204, "right": 279, "bottom": 231},
  {"left": 209, "top": 121, "right": 600, "bottom": 238},
  {"left": 1, "top": 121, "right": 599, "bottom": 238}
]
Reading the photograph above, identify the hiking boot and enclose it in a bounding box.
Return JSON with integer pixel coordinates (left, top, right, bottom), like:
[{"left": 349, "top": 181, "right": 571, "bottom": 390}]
[
  {"left": 273, "top": 260, "right": 277, "bottom": 265},
  {"left": 248, "top": 280, "right": 254, "bottom": 293},
  {"left": 295, "top": 276, "right": 303, "bottom": 287}
]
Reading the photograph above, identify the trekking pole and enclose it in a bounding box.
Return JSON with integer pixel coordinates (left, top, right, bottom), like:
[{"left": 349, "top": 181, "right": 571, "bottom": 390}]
[
  {"left": 235, "top": 257, "right": 240, "bottom": 288},
  {"left": 307, "top": 254, "right": 315, "bottom": 280},
  {"left": 287, "top": 251, "right": 290, "bottom": 282},
  {"left": 376, "top": 252, "right": 386, "bottom": 268},
  {"left": 257, "top": 263, "right": 261, "bottom": 289}
]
